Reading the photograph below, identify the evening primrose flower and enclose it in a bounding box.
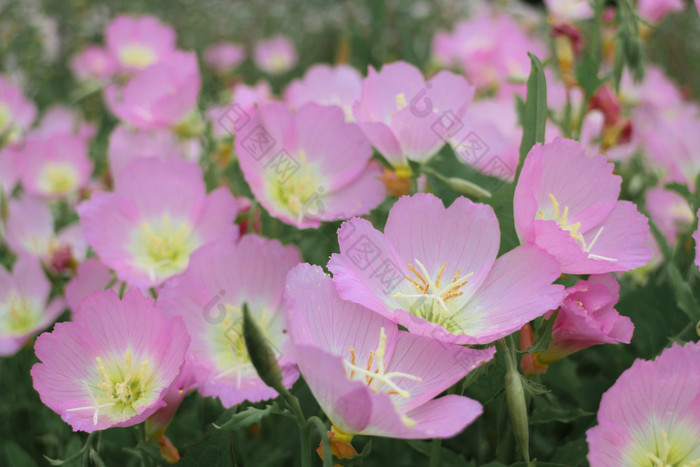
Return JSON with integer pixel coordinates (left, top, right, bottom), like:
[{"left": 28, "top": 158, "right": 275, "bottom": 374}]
[
  {"left": 107, "top": 124, "right": 185, "bottom": 178},
  {"left": 285, "top": 264, "right": 495, "bottom": 439},
  {"left": 537, "top": 274, "right": 633, "bottom": 365},
  {"left": 157, "top": 235, "right": 301, "bottom": 408},
  {"left": 0, "top": 256, "right": 65, "bottom": 356},
  {"left": 514, "top": 138, "right": 652, "bottom": 274},
  {"left": 71, "top": 46, "right": 116, "bottom": 82},
  {"left": 353, "top": 61, "right": 474, "bottom": 169},
  {"left": 587, "top": 341, "right": 700, "bottom": 466},
  {"left": 105, "top": 15, "right": 176, "bottom": 72},
  {"left": 5, "top": 196, "right": 86, "bottom": 269},
  {"left": 253, "top": 36, "right": 297, "bottom": 75},
  {"left": 328, "top": 193, "right": 565, "bottom": 345},
  {"left": 78, "top": 158, "right": 238, "bottom": 288},
  {"left": 31, "top": 290, "right": 190, "bottom": 432},
  {"left": 18, "top": 134, "right": 93, "bottom": 199},
  {"left": 204, "top": 41, "right": 246, "bottom": 75},
  {"left": 234, "top": 102, "right": 385, "bottom": 229},
  {"left": 431, "top": 12, "right": 547, "bottom": 97},
  {"left": 104, "top": 51, "right": 201, "bottom": 130},
  {"left": 284, "top": 64, "right": 363, "bottom": 121},
  {"left": 0, "top": 74, "right": 36, "bottom": 139}
]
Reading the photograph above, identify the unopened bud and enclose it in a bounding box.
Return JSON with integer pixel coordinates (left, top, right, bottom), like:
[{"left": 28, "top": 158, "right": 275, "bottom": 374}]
[
  {"left": 242, "top": 304, "right": 283, "bottom": 390},
  {"left": 499, "top": 340, "right": 530, "bottom": 464},
  {"left": 443, "top": 176, "right": 492, "bottom": 199}
]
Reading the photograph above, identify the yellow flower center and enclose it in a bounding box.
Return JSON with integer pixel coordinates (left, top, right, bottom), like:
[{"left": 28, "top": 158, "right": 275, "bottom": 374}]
[
  {"left": 130, "top": 214, "right": 198, "bottom": 283},
  {"left": 267, "top": 149, "right": 323, "bottom": 224},
  {"left": 392, "top": 260, "right": 472, "bottom": 332},
  {"left": 537, "top": 193, "right": 617, "bottom": 263},
  {"left": 343, "top": 327, "right": 422, "bottom": 429},
  {"left": 627, "top": 428, "right": 700, "bottom": 467},
  {"left": 119, "top": 44, "right": 157, "bottom": 69},
  {"left": 67, "top": 348, "right": 155, "bottom": 426},
  {"left": 210, "top": 303, "right": 279, "bottom": 388},
  {"left": 38, "top": 162, "right": 79, "bottom": 196},
  {"left": 0, "top": 294, "right": 42, "bottom": 336},
  {"left": 266, "top": 52, "right": 291, "bottom": 74}
]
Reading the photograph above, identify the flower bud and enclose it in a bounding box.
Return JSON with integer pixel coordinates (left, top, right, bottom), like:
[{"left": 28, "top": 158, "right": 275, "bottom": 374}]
[{"left": 242, "top": 303, "right": 284, "bottom": 391}]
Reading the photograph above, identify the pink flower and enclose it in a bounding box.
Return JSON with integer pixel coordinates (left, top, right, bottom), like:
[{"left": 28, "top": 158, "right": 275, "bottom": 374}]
[
  {"left": 234, "top": 102, "right": 385, "bottom": 229},
  {"left": 637, "top": 102, "right": 700, "bottom": 187},
  {"left": 448, "top": 97, "right": 520, "bottom": 181},
  {"left": 328, "top": 193, "right": 566, "bottom": 345},
  {"left": 207, "top": 81, "right": 272, "bottom": 139},
  {"left": 31, "top": 290, "right": 190, "bottom": 432},
  {"left": 204, "top": 42, "right": 246, "bottom": 74},
  {"left": 65, "top": 258, "right": 119, "bottom": 312},
  {"left": 105, "top": 15, "right": 176, "bottom": 72},
  {"left": 253, "top": 36, "right": 297, "bottom": 75},
  {"left": 71, "top": 46, "right": 116, "bottom": 81},
  {"left": 353, "top": 61, "right": 474, "bottom": 168},
  {"left": 646, "top": 187, "right": 694, "bottom": 246},
  {"left": 0, "top": 256, "right": 65, "bottom": 356},
  {"left": 104, "top": 51, "right": 201, "bottom": 130},
  {"left": 514, "top": 138, "right": 651, "bottom": 274},
  {"left": 543, "top": 0, "right": 594, "bottom": 22},
  {"left": 285, "top": 64, "right": 363, "bottom": 121},
  {"left": 5, "top": 196, "right": 86, "bottom": 267},
  {"left": 158, "top": 235, "right": 300, "bottom": 408},
  {"left": 31, "top": 106, "right": 96, "bottom": 141},
  {"left": 0, "top": 75, "right": 36, "bottom": 138},
  {"left": 637, "top": 0, "right": 684, "bottom": 23},
  {"left": 537, "top": 274, "right": 633, "bottom": 364},
  {"left": 107, "top": 124, "right": 184, "bottom": 178},
  {"left": 0, "top": 145, "right": 21, "bottom": 194},
  {"left": 620, "top": 66, "right": 684, "bottom": 112},
  {"left": 586, "top": 342, "right": 700, "bottom": 466},
  {"left": 18, "top": 134, "right": 93, "bottom": 198},
  {"left": 78, "top": 158, "right": 238, "bottom": 288},
  {"left": 431, "top": 13, "right": 547, "bottom": 96},
  {"left": 284, "top": 263, "right": 496, "bottom": 439}
]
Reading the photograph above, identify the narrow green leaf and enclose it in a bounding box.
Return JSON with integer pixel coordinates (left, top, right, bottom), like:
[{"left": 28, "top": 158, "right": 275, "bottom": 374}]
[
  {"left": 214, "top": 403, "right": 280, "bottom": 431},
  {"left": 517, "top": 53, "right": 547, "bottom": 178}
]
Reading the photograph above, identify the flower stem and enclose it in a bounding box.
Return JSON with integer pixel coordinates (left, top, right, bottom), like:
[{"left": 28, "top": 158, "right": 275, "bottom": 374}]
[{"left": 429, "top": 438, "right": 441, "bottom": 467}]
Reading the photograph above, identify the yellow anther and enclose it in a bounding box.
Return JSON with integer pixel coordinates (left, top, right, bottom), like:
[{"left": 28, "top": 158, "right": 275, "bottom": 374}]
[
  {"left": 396, "top": 93, "right": 407, "bottom": 111},
  {"left": 548, "top": 193, "right": 560, "bottom": 220}
]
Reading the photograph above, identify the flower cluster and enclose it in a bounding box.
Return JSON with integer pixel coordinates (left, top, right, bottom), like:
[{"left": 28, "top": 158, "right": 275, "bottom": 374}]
[{"left": 1, "top": 2, "right": 698, "bottom": 465}]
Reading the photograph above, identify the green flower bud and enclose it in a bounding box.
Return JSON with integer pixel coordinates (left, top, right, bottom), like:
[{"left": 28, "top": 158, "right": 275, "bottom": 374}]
[{"left": 242, "top": 303, "right": 283, "bottom": 391}]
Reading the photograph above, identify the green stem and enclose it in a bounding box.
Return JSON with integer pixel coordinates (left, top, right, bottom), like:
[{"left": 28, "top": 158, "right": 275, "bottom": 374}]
[
  {"left": 305, "top": 416, "right": 332, "bottom": 467},
  {"left": 429, "top": 438, "right": 442, "bottom": 467}
]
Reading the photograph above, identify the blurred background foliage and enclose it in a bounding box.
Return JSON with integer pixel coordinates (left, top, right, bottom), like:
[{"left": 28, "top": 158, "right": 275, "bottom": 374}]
[{"left": 1, "top": 0, "right": 700, "bottom": 466}]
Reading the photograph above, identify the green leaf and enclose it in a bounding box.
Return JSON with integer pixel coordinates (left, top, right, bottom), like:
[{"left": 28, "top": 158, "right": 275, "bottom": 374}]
[
  {"left": 522, "top": 312, "right": 557, "bottom": 354},
  {"left": 406, "top": 440, "right": 472, "bottom": 467},
  {"left": 520, "top": 375, "right": 550, "bottom": 396},
  {"left": 178, "top": 430, "right": 235, "bottom": 467},
  {"left": 214, "top": 403, "right": 289, "bottom": 432},
  {"left": 529, "top": 406, "right": 594, "bottom": 424},
  {"left": 647, "top": 217, "right": 700, "bottom": 322},
  {"left": 517, "top": 53, "right": 547, "bottom": 177},
  {"left": 574, "top": 54, "right": 604, "bottom": 98},
  {"left": 2, "top": 443, "right": 39, "bottom": 467},
  {"left": 485, "top": 183, "right": 519, "bottom": 256}
]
